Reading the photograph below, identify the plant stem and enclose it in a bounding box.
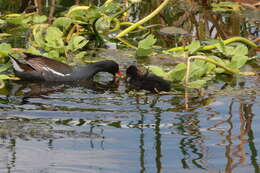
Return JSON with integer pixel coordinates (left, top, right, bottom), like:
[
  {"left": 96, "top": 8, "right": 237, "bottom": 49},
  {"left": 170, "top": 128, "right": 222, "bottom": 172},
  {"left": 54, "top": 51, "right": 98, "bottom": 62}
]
[
  {"left": 185, "top": 55, "right": 256, "bottom": 85},
  {"left": 165, "top": 37, "right": 258, "bottom": 53},
  {"left": 116, "top": 0, "right": 170, "bottom": 38},
  {"left": 67, "top": 6, "right": 90, "bottom": 16}
]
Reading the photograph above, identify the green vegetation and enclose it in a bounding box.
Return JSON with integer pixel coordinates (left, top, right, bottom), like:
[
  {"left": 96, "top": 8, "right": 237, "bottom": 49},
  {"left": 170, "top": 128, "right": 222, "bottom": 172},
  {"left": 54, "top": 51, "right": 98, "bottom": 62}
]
[{"left": 0, "top": 0, "right": 258, "bottom": 89}]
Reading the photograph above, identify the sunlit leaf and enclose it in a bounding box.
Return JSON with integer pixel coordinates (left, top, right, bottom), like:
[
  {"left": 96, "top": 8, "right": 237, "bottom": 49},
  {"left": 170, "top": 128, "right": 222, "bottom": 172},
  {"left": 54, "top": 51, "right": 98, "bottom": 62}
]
[
  {"left": 26, "top": 46, "right": 42, "bottom": 55},
  {"left": 0, "top": 43, "right": 12, "bottom": 57},
  {"left": 187, "top": 80, "right": 207, "bottom": 88},
  {"left": 45, "top": 27, "right": 64, "bottom": 48},
  {"left": 167, "top": 63, "right": 186, "bottom": 81},
  {"left": 230, "top": 43, "right": 248, "bottom": 56},
  {"left": 0, "top": 33, "right": 11, "bottom": 40},
  {"left": 0, "top": 74, "right": 10, "bottom": 80},
  {"left": 66, "top": 34, "right": 88, "bottom": 51},
  {"left": 145, "top": 65, "right": 167, "bottom": 77},
  {"left": 95, "top": 15, "right": 112, "bottom": 32},
  {"left": 228, "top": 55, "right": 248, "bottom": 69},
  {"left": 209, "top": 56, "right": 227, "bottom": 73},
  {"left": 188, "top": 41, "right": 201, "bottom": 54},
  {"left": 189, "top": 61, "right": 208, "bottom": 80},
  {"left": 0, "top": 19, "right": 6, "bottom": 26},
  {"left": 136, "top": 34, "right": 157, "bottom": 56},
  {"left": 99, "top": 2, "right": 121, "bottom": 14},
  {"left": 33, "top": 26, "right": 46, "bottom": 47},
  {"left": 32, "top": 14, "right": 47, "bottom": 24},
  {"left": 53, "top": 17, "right": 72, "bottom": 31}
]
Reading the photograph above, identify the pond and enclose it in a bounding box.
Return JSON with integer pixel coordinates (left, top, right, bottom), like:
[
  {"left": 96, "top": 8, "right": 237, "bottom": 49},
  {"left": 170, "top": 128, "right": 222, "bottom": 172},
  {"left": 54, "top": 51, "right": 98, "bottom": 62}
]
[
  {"left": 0, "top": 49, "right": 259, "bottom": 173},
  {"left": 0, "top": 0, "right": 259, "bottom": 173}
]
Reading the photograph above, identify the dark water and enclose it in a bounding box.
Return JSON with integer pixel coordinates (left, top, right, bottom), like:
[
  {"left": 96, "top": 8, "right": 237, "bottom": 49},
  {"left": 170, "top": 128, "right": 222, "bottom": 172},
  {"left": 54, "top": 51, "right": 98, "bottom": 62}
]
[{"left": 0, "top": 53, "right": 260, "bottom": 173}]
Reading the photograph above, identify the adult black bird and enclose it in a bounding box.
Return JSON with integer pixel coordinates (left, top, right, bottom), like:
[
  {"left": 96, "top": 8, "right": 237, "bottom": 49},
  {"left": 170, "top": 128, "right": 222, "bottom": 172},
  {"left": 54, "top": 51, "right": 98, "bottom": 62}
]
[
  {"left": 126, "top": 65, "right": 171, "bottom": 92},
  {"left": 9, "top": 53, "right": 123, "bottom": 82}
]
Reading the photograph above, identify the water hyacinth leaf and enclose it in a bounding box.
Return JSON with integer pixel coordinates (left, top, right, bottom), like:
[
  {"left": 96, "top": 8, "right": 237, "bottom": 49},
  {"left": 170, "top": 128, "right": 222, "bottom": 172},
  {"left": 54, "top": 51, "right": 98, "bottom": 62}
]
[
  {"left": 167, "top": 63, "right": 186, "bottom": 81},
  {"left": 32, "top": 14, "right": 47, "bottom": 24},
  {"left": 0, "top": 43, "right": 12, "bottom": 57},
  {"left": 0, "top": 33, "right": 11, "bottom": 40},
  {"left": 209, "top": 56, "right": 227, "bottom": 73},
  {"left": 68, "top": 6, "right": 100, "bottom": 22},
  {"left": 26, "top": 46, "right": 42, "bottom": 55},
  {"left": 99, "top": 2, "right": 121, "bottom": 14},
  {"left": 33, "top": 26, "right": 46, "bottom": 47},
  {"left": 53, "top": 17, "right": 73, "bottom": 31},
  {"left": 216, "top": 40, "right": 225, "bottom": 54},
  {"left": 145, "top": 65, "right": 167, "bottom": 78},
  {"left": 0, "top": 74, "right": 10, "bottom": 80},
  {"left": 136, "top": 34, "right": 157, "bottom": 56},
  {"left": 95, "top": 16, "right": 112, "bottom": 32},
  {"left": 229, "top": 55, "right": 248, "bottom": 69},
  {"left": 0, "top": 63, "right": 11, "bottom": 73},
  {"left": 187, "top": 80, "right": 207, "bottom": 89},
  {"left": 231, "top": 43, "right": 248, "bottom": 56},
  {"left": 45, "top": 50, "right": 60, "bottom": 59},
  {"left": 0, "top": 19, "right": 6, "bottom": 27},
  {"left": 189, "top": 61, "right": 208, "bottom": 80},
  {"left": 45, "top": 27, "right": 64, "bottom": 48},
  {"left": 67, "top": 35, "right": 88, "bottom": 51},
  {"left": 188, "top": 41, "right": 201, "bottom": 54}
]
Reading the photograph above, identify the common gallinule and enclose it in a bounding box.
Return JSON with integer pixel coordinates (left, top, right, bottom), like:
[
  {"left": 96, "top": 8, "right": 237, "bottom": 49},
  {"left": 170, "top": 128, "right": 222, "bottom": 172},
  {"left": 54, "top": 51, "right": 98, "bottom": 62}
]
[
  {"left": 126, "top": 65, "right": 171, "bottom": 92},
  {"left": 9, "top": 53, "right": 123, "bottom": 81}
]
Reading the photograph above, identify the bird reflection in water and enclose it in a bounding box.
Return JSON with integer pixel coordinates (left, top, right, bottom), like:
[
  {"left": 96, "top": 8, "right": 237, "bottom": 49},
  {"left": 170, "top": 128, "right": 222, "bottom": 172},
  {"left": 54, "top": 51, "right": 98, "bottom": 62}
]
[{"left": 6, "top": 79, "right": 120, "bottom": 104}]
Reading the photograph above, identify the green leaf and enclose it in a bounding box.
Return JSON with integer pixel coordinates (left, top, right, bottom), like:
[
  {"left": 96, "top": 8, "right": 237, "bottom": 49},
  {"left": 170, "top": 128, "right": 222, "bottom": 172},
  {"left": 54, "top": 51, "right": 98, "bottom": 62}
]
[
  {"left": 189, "top": 60, "right": 209, "bottom": 80},
  {"left": 216, "top": 40, "right": 225, "bottom": 54},
  {"left": 167, "top": 63, "right": 186, "bottom": 81},
  {"left": 32, "top": 14, "right": 47, "bottom": 24},
  {"left": 145, "top": 65, "right": 167, "bottom": 77},
  {"left": 209, "top": 56, "right": 227, "bottom": 73},
  {"left": 45, "top": 50, "right": 60, "bottom": 59},
  {"left": 0, "top": 74, "right": 10, "bottom": 80},
  {"left": 136, "top": 34, "right": 157, "bottom": 56},
  {"left": 33, "top": 27, "right": 46, "bottom": 47},
  {"left": 99, "top": 2, "right": 121, "bottom": 14},
  {"left": 26, "top": 46, "right": 42, "bottom": 55},
  {"left": 231, "top": 43, "right": 248, "bottom": 56},
  {"left": 188, "top": 41, "right": 201, "bottom": 54},
  {"left": 0, "top": 43, "right": 12, "bottom": 57},
  {"left": 45, "top": 27, "right": 64, "bottom": 48},
  {"left": 66, "top": 34, "right": 88, "bottom": 51},
  {"left": 53, "top": 17, "right": 72, "bottom": 31},
  {"left": 0, "top": 63, "right": 11, "bottom": 73},
  {"left": 187, "top": 80, "right": 207, "bottom": 89},
  {"left": 95, "top": 15, "right": 112, "bottom": 32},
  {"left": 228, "top": 55, "right": 248, "bottom": 69},
  {"left": 0, "top": 19, "right": 6, "bottom": 26},
  {"left": 0, "top": 33, "right": 11, "bottom": 40}
]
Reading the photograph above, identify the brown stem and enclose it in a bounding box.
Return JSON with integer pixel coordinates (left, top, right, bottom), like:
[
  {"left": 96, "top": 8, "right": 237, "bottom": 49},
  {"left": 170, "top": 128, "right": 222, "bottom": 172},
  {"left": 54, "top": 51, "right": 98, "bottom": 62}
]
[{"left": 48, "top": 0, "right": 56, "bottom": 23}]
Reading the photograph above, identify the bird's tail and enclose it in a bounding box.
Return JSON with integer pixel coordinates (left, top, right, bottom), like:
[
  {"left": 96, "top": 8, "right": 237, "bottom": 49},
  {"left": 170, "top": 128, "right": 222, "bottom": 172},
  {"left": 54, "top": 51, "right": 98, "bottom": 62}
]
[{"left": 8, "top": 54, "right": 24, "bottom": 72}]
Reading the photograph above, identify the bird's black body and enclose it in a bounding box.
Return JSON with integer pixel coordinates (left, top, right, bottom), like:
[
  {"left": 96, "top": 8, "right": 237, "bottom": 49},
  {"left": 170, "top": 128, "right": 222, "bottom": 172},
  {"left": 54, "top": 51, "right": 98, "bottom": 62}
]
[
  {"left": 126, "top": 65, "right": 171, "bottom": 92},
  {"left": 9, "top": 53, "right": 121, "bottom": 82}
]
